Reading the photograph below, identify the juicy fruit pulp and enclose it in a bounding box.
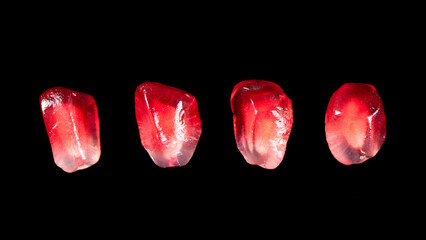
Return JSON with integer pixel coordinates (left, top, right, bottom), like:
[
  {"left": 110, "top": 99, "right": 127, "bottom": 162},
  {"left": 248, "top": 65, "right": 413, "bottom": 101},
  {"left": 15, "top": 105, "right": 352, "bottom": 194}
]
[
  {"left": 135, "top": 82, "right": 202, "bottom": 168},
  {"left": 40, "top": 87, "right": 101, "bottom": 173},
  {"left": 325, "top": 83, "right": 386, "bottom": 165},
  {"left": 231, "top": 80, "right": 293, "bottom": 169}
]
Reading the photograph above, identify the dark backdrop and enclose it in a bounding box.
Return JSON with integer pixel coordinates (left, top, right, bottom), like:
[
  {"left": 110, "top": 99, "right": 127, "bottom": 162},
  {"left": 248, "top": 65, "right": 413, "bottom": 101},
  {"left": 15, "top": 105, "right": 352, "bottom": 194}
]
[{"left": 13, "top": 14, "right": 413, "bottom": 234}]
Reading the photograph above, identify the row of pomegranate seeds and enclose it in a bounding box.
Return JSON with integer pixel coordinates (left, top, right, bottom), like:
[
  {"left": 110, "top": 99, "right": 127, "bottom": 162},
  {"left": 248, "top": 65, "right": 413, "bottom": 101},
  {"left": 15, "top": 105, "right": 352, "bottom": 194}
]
[{"left": 40, "top": 81, "right": 385, "bottom": 173}]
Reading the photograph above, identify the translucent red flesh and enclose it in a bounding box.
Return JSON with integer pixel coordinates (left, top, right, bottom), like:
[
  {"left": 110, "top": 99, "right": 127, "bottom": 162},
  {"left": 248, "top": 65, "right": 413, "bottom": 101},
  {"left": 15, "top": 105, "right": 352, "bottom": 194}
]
[
  {"left": 231, "top": 80, "right": 293, "bottom": 169},
  {"left": 135, "top": 82, "right": 202, "bottom": 168},
  {"left": 40, "top": 87, "right": 100, "bottom": 173},
  {"left": 325, "top": 83, "right": 386, "bottom": 165}
]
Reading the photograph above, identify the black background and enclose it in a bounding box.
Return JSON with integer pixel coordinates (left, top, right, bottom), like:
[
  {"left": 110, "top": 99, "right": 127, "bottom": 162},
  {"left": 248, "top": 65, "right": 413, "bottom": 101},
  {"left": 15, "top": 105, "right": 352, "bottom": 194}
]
[{"left": 10, "top": 8, "right": 417, "bottom": 235}]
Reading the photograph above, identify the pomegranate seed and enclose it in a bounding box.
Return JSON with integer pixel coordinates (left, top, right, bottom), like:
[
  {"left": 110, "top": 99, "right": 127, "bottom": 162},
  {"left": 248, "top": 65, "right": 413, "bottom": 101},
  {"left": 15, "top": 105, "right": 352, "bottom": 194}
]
[
  {"left": 135, "top": 82, "right": 202, "bottom": 168},
  {"left": 325, "top": 83, "right": 386, "bottom": 165},
  {"left": 231, "top": 80, "right": 293, "bottom": 169},
  {"left": 40, "top": 87, "right": 100, "bottom": 173}
]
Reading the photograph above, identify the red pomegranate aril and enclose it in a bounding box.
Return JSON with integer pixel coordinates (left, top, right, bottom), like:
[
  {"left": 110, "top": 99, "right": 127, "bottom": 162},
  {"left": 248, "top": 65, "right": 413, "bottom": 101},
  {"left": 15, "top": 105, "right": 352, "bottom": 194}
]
[
  {"left": 135, "top": 82, "right": 202, "bottom": 168},
  {"left": 325, "top": 83, "right": 386, "bottom": 165},
  {"left": 231, "top": 80, "right": 293, "bottom": 169},
  {"left": 40, "top": 87, "right": 101, "bottom": 173}
]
